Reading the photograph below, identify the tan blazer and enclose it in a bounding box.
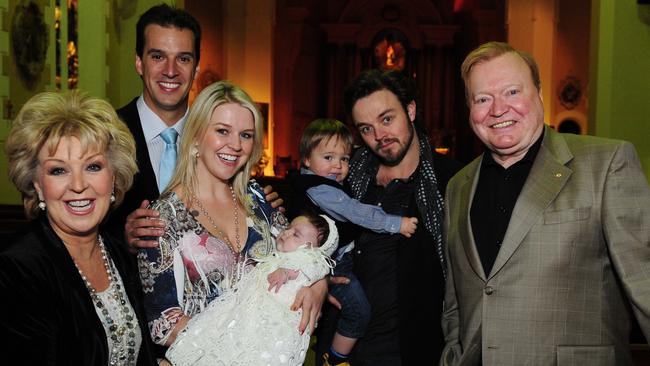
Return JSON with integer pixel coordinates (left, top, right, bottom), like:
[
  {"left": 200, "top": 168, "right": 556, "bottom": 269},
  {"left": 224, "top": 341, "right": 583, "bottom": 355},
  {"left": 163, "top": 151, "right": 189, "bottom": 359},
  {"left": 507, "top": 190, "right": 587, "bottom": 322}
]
[{"left": 441, "top": 127, "right": 650, "bottom": 366}]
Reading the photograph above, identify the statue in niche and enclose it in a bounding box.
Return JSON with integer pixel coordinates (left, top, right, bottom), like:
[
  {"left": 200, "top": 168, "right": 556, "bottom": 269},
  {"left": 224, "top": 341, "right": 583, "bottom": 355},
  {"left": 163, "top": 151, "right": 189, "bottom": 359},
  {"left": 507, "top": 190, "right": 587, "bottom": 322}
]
[
  {"left": 11, "top": 1, "right": 48, "bottom": 90},
  {"left": 372, "top": 28, "right": 408, "bottom": 72},
  {"left": 374, "top": 39, "right": 406, "bottom": 71}
]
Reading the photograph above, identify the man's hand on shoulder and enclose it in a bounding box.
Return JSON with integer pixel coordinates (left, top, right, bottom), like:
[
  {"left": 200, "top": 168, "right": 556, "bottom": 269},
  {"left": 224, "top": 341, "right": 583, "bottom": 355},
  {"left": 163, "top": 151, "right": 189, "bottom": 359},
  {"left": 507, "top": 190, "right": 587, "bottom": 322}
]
[
  {"left": 263, "top": 184, "right": 285, "bottom": 213},
  {"left": 124, "top": 200, "right": 165, "bottom": 250}
]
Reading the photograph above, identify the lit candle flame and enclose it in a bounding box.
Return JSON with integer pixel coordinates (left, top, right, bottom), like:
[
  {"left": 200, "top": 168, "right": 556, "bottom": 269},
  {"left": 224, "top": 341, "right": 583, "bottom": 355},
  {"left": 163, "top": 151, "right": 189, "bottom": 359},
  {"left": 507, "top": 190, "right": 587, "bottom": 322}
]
[{"left": 386, "top": 44, "right": 395, "bottom": 67}]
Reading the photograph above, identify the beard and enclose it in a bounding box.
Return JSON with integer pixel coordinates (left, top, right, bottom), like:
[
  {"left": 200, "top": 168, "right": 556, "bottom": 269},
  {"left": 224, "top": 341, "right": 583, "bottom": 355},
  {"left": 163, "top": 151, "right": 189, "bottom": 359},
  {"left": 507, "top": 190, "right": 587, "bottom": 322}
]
[{"left": 373, "top": 122, "right": 415, "bottom": 167}]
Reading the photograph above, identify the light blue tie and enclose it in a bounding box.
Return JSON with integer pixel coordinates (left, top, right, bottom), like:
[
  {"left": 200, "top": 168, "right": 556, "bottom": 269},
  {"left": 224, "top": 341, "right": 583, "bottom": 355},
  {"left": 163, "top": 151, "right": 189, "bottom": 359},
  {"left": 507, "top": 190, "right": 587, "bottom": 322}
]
[{"left": 158, "top": 128, "right": 179, "bottom": 192}]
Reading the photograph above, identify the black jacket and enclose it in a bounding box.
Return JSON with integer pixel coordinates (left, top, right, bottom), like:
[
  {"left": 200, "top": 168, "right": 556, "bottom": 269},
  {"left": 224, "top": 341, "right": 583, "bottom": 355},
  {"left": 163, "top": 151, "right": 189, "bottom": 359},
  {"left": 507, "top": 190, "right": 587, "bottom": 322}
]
[
  {"left": 0, "top": 216, "right": 157, "bottom": 365},
  {"left": 106, "top": 97, "right": 160, "bottom": 238}
]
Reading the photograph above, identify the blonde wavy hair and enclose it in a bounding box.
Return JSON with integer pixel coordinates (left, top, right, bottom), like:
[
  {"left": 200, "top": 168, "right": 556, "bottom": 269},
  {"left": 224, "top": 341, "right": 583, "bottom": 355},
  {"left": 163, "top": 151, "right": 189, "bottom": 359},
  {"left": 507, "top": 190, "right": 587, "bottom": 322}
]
[
  {"left": 163, "top": 80, "right": 263, "bottom": 216},
  {"left": 5, "top": 91, "right": 138, "bottom": 219}
]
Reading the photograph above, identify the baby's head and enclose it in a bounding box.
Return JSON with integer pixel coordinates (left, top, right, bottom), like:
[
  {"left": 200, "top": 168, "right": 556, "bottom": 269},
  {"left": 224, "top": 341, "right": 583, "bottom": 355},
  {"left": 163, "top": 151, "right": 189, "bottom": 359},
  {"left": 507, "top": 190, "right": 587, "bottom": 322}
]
[
  {"left": 276, "top": 213, "right": 330, "bottom": 253},
  {"left": 299, "top": 119, "right": 354, "bottom": 183}
]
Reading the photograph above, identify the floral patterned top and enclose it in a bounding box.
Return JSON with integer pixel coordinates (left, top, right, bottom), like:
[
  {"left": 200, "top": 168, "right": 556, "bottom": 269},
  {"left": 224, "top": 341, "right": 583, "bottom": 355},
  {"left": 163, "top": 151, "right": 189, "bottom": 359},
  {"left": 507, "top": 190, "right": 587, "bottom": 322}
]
[{"left": 137, "top": 182, "right": 287, "bottom": 345}]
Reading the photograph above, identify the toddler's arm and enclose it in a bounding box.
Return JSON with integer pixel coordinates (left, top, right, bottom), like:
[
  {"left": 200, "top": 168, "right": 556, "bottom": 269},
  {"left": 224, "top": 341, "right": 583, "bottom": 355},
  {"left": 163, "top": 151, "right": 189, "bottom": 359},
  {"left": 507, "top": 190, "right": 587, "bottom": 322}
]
[{"left": 307, "top": 184, "right": 415, "bottom": 234}]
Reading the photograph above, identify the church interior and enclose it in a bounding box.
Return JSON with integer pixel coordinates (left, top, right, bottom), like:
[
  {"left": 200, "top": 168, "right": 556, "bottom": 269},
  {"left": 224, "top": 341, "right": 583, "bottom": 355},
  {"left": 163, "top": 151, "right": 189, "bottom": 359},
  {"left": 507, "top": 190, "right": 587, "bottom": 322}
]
[{"left": 0, "top": 0, "right": 649, "bottom": 363}]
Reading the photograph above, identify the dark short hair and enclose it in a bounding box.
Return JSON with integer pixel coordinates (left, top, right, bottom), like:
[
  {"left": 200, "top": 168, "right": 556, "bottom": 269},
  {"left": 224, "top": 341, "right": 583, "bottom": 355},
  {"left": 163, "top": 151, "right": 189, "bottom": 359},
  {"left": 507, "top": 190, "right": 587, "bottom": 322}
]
[
  {"left": 136, "top": 4, "right": 202, "bottom": 63},
  {"left": 301, "top": 212, "right": 330, "bottom": 247},
  {"left": 343, "top": 69, "right": 416, "bottom": 120},
  {"left": 299, "top": 118, "right": 354, "bottom": 163}
]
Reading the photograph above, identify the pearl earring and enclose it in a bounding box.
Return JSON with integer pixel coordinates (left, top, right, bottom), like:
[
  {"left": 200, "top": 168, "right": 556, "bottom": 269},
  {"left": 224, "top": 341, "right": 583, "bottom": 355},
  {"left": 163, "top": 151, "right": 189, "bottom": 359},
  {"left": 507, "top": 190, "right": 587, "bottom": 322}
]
[
  {"left": 38, "top": 201, "right": 46, "bottom": 210},
  {"left": 110, "top": 191, "right": 116, "bottom": 203}
]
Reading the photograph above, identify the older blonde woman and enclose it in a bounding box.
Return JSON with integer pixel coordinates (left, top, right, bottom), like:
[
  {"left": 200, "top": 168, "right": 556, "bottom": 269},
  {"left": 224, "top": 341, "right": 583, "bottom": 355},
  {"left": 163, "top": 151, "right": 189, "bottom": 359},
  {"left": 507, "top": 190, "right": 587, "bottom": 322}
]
[
  {"left": 135, "top": 81, "right": 327, "bottom": 351},
  {"left": 0, "top": 91, "right": 156, "bottom": 365}
]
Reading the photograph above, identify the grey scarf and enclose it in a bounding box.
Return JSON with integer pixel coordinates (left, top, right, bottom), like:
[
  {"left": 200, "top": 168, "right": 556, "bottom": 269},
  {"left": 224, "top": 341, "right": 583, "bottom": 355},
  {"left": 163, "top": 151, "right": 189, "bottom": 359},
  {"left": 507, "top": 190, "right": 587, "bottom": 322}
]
[{"left": 347, "top": 129, "right": 447, "bottom": 278}]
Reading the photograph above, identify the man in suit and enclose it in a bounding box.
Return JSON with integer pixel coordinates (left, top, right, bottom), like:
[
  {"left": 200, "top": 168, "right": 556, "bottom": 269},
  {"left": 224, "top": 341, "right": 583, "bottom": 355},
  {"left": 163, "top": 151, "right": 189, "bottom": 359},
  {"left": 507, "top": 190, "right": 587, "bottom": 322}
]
[
  {"left": 112, "top": 4, "right": 282, "bottom": 247},
  {"left": 107, "top": 4, "right": 201, "bottom": 243},
  {"left": 441, "top": 41, "right": 650, "bottom": 365}
]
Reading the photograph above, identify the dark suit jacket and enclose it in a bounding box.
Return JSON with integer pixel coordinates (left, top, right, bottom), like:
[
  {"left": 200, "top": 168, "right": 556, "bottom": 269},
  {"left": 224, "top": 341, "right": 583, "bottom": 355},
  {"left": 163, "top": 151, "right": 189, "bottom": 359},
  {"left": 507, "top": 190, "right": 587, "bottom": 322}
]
[
  {"left": 107, "top": 97, "right": 160, "bottom": 238},
  {"left": 0, "top": 216, "right": 156, "bottom": 365}
]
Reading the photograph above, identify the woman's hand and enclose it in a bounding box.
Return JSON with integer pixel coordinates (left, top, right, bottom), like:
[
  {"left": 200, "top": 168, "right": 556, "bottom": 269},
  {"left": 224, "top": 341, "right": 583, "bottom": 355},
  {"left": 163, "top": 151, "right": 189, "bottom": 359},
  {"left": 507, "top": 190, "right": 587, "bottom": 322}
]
[
  {"left": 124, "top": 200, "right": 165, "bottom": 250},
  {"left": 291, "top": 278, "right": 327, "bottom": 334}
]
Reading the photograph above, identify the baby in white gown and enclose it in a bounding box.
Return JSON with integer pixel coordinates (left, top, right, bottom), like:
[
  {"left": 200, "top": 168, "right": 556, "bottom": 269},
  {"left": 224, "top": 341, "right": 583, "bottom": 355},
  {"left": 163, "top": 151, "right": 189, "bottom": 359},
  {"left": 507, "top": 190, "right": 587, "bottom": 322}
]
[{"left": 166, "top": 214, "right": 338, "bottom": 366}]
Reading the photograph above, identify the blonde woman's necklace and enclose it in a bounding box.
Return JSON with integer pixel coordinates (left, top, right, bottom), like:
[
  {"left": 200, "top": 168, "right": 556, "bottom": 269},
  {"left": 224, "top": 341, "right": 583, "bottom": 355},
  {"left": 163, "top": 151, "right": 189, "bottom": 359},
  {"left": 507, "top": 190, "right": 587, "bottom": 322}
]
[{"left": 191, "top": 184, "right": 242, "bottom": 255}]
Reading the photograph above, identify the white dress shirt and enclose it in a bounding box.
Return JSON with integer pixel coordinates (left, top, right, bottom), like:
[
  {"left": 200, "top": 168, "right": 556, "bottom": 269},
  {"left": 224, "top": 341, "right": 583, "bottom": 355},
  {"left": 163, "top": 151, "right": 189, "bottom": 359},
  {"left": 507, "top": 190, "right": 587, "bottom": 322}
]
[{"left": 136, "top": 95, "right": 188, "bottom": 187}]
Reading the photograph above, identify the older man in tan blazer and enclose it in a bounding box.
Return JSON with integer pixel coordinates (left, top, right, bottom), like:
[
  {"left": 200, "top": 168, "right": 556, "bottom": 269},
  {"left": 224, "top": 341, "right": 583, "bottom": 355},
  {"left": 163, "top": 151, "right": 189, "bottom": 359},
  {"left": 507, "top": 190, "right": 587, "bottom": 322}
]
[{"left": 441, "top": 41, "right": 650, "bottom": 366}]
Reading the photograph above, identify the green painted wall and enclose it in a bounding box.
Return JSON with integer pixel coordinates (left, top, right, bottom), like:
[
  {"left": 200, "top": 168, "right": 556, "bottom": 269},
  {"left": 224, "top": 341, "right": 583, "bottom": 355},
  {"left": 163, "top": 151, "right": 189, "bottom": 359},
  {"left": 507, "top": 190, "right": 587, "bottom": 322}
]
[
  {"left": 1, "top": 0, "right": 15, "bottom": 204},
  {"left": 0, "top": 0, "right": 179, "bottom": 205},
  {"left": 0, "top": 0, "right": 54, "bottom": 204},
  {"left": 590, "top": 0, "right": 650, "bottom": 180},
  {"left": 77, "top": 0, "right": 106, "bottom": 98}
]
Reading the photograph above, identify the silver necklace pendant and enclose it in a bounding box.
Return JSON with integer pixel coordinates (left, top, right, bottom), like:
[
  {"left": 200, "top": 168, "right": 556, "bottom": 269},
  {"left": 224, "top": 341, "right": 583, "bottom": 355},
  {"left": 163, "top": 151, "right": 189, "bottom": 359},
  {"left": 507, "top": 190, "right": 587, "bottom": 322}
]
[
  {"left": 192, "top": 184, "right": 242, "bottom": 254},
  {"left": 73, "top": 236, "right": 138, "bottom": 365}
]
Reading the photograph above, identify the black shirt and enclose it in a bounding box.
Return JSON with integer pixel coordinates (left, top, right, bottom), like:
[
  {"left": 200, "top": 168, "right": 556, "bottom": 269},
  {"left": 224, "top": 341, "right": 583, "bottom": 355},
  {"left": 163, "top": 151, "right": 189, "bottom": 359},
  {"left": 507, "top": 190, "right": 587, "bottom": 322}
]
[
  {"left": 470, "top": 133, "right": 544, "bottom": 276},
  {"left": 352, "top": 172, "right": 444, "bottom": 366},
  {"left": 314, "top": 148, "right": 461, "bottom": 366}
]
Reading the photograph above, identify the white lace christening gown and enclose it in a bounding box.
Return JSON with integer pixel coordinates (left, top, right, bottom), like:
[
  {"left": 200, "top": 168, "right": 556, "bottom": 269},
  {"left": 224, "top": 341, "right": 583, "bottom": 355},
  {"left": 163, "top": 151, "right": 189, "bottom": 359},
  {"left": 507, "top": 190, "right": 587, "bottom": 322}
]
[{"left": 166, "top": 247, "right": 332, "bottom": 366}]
